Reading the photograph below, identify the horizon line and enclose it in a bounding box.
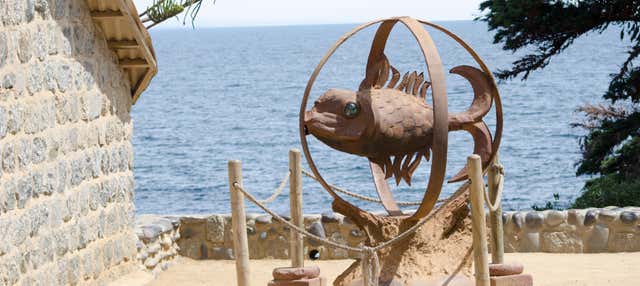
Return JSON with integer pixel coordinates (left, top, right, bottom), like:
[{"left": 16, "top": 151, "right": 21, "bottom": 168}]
[{"left": 147, "top": 18, "right": 479, "bottom": 30}]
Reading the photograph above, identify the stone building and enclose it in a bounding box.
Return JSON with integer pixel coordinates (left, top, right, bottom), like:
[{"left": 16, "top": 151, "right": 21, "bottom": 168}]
[{"left": 0, "top": 0, "right": 156, "bottom": 284}]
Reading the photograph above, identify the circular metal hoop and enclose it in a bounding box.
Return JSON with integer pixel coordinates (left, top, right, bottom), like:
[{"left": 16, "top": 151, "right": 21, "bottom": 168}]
[
  {"left": 299, "top": 17, "right": 503, "bottom": 220},
  {"left": 419, "top": 20, "right": 504, "bottom": 175}
]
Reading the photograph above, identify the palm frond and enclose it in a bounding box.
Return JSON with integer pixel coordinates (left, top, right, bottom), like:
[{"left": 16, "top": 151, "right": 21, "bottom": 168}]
[{"left": 140, "top": 0, "right": 215, "bottom": 29}]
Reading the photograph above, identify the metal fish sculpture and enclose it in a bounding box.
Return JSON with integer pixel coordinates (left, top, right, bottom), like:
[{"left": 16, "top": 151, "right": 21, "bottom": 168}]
[{"left": 304, "top": 56, "right": 493, "bottom": 188}]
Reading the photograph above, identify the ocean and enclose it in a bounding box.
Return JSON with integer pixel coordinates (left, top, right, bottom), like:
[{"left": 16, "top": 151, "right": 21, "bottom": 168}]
[{"left": 132, "top": 20, "right": 630, "bottom": 214}]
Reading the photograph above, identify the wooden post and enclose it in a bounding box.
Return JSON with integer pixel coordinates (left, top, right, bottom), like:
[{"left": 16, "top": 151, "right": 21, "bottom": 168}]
[
  {"left": 229, "top": 160, "right": 250, "bottom": 286},
  {"left": 289, "top": 149, "right": 304, "bottom": 267},
  {"left": 488, "top": 153, "right": 505, "bottom": 264},
  {"left": 468, "top": 155, "right": 490, "bottom": 286}
]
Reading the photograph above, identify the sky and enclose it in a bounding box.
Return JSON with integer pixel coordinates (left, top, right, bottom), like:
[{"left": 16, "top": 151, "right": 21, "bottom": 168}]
[{"left": 133, "top": 0, "right": 485, "bottom": 28}]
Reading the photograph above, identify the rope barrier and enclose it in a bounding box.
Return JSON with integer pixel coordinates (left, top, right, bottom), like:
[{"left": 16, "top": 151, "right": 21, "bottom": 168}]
[
  {"left": 231, "top": 181, "right": 469, "bottom": 286},
  {"left": 301, "top": 169, "right": 444, "bottom": 206},
  {"left": 256, "top": 171, "right": 290, "bottom": 205},
  {"left": 482, "top": 164, "right": 504, "bottom": 212}
]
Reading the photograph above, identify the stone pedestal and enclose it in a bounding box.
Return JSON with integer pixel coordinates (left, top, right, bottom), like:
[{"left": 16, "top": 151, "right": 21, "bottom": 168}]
[
  {"left": 490, "top": 274, "right": 533, "bottom": 286},
  {"left": 267, "top": 277, "right": 326, "bottom": 286},
  {"left": 488, "top": 262, "right": 532, "bottom": 286},
  {"left": 269, "top": 266, "right": 326, "bottom": 286}
]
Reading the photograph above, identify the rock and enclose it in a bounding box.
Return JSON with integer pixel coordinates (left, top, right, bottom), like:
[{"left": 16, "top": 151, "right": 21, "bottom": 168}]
[
  {"left": 586, "top": 224, "right": 609, "bottom": 252},
  {"left": 278, "top": 212, "right": 291, "bottom": 221},
  {"left": 206, "top": 215, "right": 225, "bottom": 243},
  {"left": 256, "top": 215, "right": 272, "bottom": 224},
  {"left": 567, "top": 209, "right": 583, "bottom": 227},
  {"left": 620, "top": 211, "right": 637, "bottom": 225},
  {"left": 502, "top": 212, "right": 509, "bottom": 225},
  {"left": 489, "top": 263, "right": 524, "bottom": 276},
  {"left": 272, "top": 265, "right": 320, "bottom": 280},
  {"left": 489, "top": 274, "right": 533, "bottom": 286},
  {"left": 520, "top": 232, "right": 540, "bottom": 252},
  {"left": 598, "top": 210, "right": 618, "bottom": 223},
  {"left": 511, "top": 212, "right": 524, "bottom": 231},
  {"left": 154, "top": 218, "right": 174, "bottom": 233},
  {"left": 584, "top": 210, "right": 597, "bottom": 226},
  {"left": 2, "top": 73, "right": 15, "bottom": 89},
  {"left": 541, "top": 231, "right": 583, "bottom": 253},
  {"left": 545, "top": 210, "right": 565, "bottom": 227},
  {"left": 0, "top": 32, "right": 7, "bottom": 68},
  {"left": 609, "top": 232, "right": 640, "bottom": 252},
  {"left": 524, "top": 212, "right": 543, "bottom": 231},
  {"left": 165, "top": 216, "right": 181, "bottom": 228},
  {"left": 321, "top": 211, "right": 342, "bottom": 223},
  {"left": 307, "top": 222, "right": 325, "bottom": 246},
  {"left": 140, "top": 225, "right": 162, "bottom": 241}
]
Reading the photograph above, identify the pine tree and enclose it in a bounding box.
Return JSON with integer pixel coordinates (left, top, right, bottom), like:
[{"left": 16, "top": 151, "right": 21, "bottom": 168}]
[{"left": 478, "top": 0, "right": 640, "bottom": 207}]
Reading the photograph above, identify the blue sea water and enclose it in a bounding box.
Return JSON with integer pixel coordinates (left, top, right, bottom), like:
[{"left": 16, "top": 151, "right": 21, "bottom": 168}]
[{"left": 132, "top": 20, "right": 631, "bottom": 214}]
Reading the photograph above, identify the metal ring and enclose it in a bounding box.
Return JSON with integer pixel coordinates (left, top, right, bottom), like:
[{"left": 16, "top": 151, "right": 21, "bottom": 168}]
[{"left": 299, "top": 17, "right": 502, "bottom": 221}]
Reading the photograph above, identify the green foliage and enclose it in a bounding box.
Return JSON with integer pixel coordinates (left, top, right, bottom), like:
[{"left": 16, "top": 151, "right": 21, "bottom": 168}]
[
  {"left": 478, "top": 0, "right": 640, "bottom": 207},
  {"left": 531, "top": 193, "right": 564, "bottom": 210},
  {"left": 572, "top": 174, "right": 640, "bottom": 208},
  {"left": 147, "top": 0, "right": 185, "bottom": 24},
  {"left": 142, "top": 0, "right": 214, "bottom": 29}
]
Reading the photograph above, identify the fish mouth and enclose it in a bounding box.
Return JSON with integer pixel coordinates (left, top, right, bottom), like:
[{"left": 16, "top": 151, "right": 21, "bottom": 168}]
[{"left": 304, "top": 111, "right": 361, "bottom": 141}]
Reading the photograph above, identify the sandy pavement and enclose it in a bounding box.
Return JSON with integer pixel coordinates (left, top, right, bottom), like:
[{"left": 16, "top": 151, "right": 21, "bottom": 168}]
[{"left": 145, "top": 253, "right": 640, "bottom": 286}]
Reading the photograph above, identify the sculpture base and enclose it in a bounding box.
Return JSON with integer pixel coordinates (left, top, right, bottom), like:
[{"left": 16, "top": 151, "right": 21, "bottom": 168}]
[
  {"left": 331, "top": 189, "right": 473, "bottom": 286},
  {"left": 490, "top": 274, "right": 533, "bottom": 286},
  {"left": 269, "top": 266, "right": 326, "bottom": 286}
]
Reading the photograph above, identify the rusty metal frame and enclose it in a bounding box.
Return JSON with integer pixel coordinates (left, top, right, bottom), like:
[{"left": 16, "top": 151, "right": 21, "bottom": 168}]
[{"left": 299, "top": 17, "right": 503, "bottom": 221}]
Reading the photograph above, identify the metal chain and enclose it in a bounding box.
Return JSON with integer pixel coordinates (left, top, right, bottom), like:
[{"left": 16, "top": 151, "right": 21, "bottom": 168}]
[
  {"left": 256, "top": 171, "right": 290, "bottom": 205},
  {"left": 301, "top": 169, "right": 443, "bottom": 206}
]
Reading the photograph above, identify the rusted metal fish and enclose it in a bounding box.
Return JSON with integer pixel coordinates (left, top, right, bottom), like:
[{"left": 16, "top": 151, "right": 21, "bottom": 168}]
[{"left": 304, "top": 55, "right": 493, "bottom": 188}]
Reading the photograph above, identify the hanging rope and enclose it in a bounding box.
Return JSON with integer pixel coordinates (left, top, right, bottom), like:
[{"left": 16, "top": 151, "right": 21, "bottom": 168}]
[
  {"left": 482, "top": 164, "right": 504, "bottom": 212},
  {"left": 256, "top": 171, "right": 290, "bottom": 205},
  {"left": 301, "top": 169, "right": 444, "bottom": 206},
  {"left": 230, "top": 181, "right": 469, "bottom": 286}
]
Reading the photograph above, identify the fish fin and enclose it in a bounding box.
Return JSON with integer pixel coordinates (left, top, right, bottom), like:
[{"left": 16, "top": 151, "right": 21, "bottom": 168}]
[
  {"left": 407, "top": 151, "right": 423, "bottom": 178},
  {"left": 396, "top": 72, "right": 409, "bottom": 91},
  {"left": 412, "top": 72, "right": 424, "bottom": 96},
  {"left": 369, "top": 159, "right": 403, "bottom": 216},
  {"left": 448, "top": 65, "right": 493, "bottom": 130},
  {"left": 383, "top": 157, "right": 393, "bottom": 179},
  {"left": 375, "top": 57, "right": 390, "bottom": 88},
  {"left": 400, "top": 153, "right": 414, "bottom": 186},
  {"left": 449, "top": 121, "right": 493, "bottom": 183},
  {"left": 392, "top": 155, "right": 403, "bottom": 185},
  {"left": 387, "top": 65, "right": 400, "bottom": 88},
  {"left": 404, "top": 72, "right": 417, "bottom": 94},
  {"left": 359, "top": 54, "right": 391, "bottom": 90},
  {"left": 419, "top": 81, "right": 429, "bottom": 99}
]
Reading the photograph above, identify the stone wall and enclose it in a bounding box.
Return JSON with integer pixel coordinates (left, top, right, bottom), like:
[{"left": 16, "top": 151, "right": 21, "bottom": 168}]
[
  {"left": 134, "top": 215, "right": 180, "bottom": 276},
  {"left": 503, "top": 207, "right": 640, "bottom": 253},
  {"left": 0, "top": 1, "right": 138, "bottom": 284},
  {"left": 172, "top": 207, "right": 640, "bottom": 260}
]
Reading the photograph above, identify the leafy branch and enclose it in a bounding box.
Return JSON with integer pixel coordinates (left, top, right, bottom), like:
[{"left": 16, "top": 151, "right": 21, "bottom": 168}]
[{"left": 140, "top": 0, "right": 215, "bottom": 29}]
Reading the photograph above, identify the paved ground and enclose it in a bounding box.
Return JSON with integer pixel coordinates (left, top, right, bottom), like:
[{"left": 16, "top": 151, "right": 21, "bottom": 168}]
[{"left": 119, "top": 252, "right": 640, "bottom": 286}]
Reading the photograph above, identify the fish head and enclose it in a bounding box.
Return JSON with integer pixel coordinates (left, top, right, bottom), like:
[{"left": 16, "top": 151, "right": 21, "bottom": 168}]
[{"left": 304, "top": 88, "right": 374, "bottom": 155}]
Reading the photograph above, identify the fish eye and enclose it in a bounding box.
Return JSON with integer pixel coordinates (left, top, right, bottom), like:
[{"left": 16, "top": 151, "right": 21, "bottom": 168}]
[{"left": 343, "top": 102, "right": 360, "bottom": 118}]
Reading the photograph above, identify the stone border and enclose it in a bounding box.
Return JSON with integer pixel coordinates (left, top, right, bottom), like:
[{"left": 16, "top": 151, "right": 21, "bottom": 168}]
[
  {"left": 503, "top": 207, "right": 640, "bottom": 253},
  {"left": 135, "top": 207, "right": 640, "bottom": 262},
  {"left": 134, "top": 215, "right": 181, "bottom": 275}
]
